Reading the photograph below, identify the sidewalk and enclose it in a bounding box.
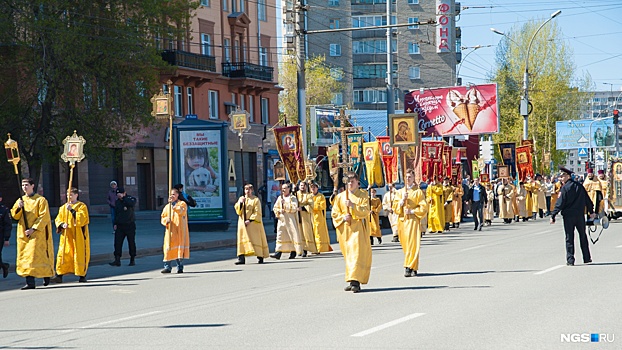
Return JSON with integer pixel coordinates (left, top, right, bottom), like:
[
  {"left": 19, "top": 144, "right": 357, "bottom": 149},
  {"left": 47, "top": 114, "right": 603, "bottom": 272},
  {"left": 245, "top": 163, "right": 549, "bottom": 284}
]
[{"left": 2, "top": 211, "right": 279, "bottom": 270}]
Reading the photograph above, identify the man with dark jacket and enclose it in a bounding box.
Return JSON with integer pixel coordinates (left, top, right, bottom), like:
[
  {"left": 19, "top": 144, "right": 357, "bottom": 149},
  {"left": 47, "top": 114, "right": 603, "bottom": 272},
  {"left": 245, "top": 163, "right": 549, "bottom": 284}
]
[
  {"left": 109, "top": 188, "right": 137, "bottom": 266},
  {"left": 173, "top": 184, "right": 197, "bottom": 208},
  {"left": 0, "top": 192, "right": 12, "bottom": 278},
  {"left": 550, "top": 167, "right": 595, "bottom": 266},
  {"left": 468, "top": 177, "right": 487, "bottom": 231}
]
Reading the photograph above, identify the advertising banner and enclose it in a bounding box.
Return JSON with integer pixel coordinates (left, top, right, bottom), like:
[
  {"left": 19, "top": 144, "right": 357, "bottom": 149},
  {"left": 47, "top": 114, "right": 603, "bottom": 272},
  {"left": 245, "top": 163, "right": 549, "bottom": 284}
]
[
  {"left": 310, "top": 107, "right": 339, "bottom": 147},
  {"left": 179, "top": 129, "right": 224, "bottom": 220},
  {"left": 555, "top": 118, "right": 615, "bottom": 150},
  {"left": 404, "top": 83, "right": 499, "bottom": 136}
]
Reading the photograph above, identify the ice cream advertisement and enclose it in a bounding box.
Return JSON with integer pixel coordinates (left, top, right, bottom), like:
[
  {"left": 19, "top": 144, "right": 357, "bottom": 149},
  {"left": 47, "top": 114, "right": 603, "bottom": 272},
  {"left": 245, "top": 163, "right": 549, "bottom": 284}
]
[{"left": 404, "top": 83, "right": 499, "bottom": 136}]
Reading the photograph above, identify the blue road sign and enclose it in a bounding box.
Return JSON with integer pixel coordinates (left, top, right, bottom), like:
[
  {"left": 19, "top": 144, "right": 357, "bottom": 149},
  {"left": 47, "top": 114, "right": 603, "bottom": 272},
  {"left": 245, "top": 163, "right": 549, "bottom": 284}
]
[{"left": 578, "top": 148, "right": 588, "bottom": 158}]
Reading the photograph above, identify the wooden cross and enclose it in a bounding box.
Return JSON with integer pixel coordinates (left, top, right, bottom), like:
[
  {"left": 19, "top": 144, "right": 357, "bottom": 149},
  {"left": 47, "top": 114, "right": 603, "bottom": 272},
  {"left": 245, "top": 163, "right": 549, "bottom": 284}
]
[{"left": 323, "top": 109, "right": 362, "bottom": 176}]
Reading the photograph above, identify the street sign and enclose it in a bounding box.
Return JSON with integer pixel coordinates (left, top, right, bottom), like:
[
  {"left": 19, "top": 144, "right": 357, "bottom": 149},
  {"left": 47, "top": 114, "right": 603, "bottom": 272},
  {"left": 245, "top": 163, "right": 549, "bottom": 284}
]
[{"left": 578, "top": 148, "right": 588, "bottom": 158}]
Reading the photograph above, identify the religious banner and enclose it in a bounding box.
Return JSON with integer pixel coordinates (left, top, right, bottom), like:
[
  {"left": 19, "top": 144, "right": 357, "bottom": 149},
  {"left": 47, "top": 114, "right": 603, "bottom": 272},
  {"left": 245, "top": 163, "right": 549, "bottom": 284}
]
[
  {"left": 451, "top": 164, "right": 462, "bottom": 184},
  {"left": 521, "top": 139, "right": 534, "bottom": 152},
  {"left": 421, "top": 140, "right": 444, "bottom": 182},
  {"left": 273, "top": 125, "right": 305, "bottom": 184},
  {"left": 451, "top": 147, "right": 466, "bottom": 165},
  {"left": 377, "top": 136, "right": 398, "bottom": 184},
  {"left": 327, "top": 143, "right": 340, "bottom": 180},
  {"left": 347, "top": 133, "right": 365, "bottom": 182},
  {"left": 472, "top": 159, "right": 480, "bottom": 179},
  {"left": 443, "top": 144, "right": 452, "bottom": 178},
  {"left": 498, "top": 142, "right": 517, "bottom": 179},
  {"left": 363, "top": 141, "right": 384, "bottom": 187},
  {"left": 400, "top": 146, "right": 419, "bottom": 182},
  {"left": 516, "top": 145, "right": 534, "bottom": 182}
]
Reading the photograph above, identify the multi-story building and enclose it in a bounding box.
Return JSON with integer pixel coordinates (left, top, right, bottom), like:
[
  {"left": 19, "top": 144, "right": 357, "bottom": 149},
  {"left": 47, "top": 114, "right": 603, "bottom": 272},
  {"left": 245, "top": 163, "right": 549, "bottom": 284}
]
[{"left": 304, "top": 0, "right": 460, "bottom": 111}]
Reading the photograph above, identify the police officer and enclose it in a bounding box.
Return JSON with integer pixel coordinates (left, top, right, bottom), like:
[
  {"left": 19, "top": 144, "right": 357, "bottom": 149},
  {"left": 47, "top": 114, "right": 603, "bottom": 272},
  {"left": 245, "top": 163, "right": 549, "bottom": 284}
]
[
  {"left": 109, "top": 187, "right": 137, "bottom": 267},
  {"left": 550, "top": 167, "right": 595, "bottom": 266}
]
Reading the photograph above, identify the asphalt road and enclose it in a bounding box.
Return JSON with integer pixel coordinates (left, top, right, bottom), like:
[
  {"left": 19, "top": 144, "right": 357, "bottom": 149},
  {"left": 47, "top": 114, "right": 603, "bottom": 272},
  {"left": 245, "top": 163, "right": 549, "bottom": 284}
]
[{"left": 0, "top": 218, "right": 620, "bottom": 349}]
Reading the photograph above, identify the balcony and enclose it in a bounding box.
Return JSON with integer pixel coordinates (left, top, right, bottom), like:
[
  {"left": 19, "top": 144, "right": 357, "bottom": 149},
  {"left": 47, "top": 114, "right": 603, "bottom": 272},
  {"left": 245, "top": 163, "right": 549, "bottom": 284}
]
[
  {"left": 222, "top": 62, "right": 274, "bottom": 82},
  {"left": 161, "top": 50, "right": 216, "bottom": 72}
]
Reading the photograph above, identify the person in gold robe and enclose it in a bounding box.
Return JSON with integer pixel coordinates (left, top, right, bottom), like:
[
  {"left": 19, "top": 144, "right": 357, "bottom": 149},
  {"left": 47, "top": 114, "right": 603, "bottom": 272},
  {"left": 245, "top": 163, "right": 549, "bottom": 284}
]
[
  {"left": 515, "top": 182, "right": 528, "bottom": 221},
  {"left": 11, "top": 178, "right": 54, "bottom": 290},
  {"left": 393, "top": 169, "right": 428, "bottom": 277},
  {"left": 234, "top": 184, "right": 269, "bottom": 265},
  {"left": 52, "top": 187, "right": 90, "bottom": 283},
  {"left": 510, "top": 177, "right": 520, "bottom": 222},
  {"left": 523, "top": 177, "right": 534, "bottom": 220},
  {"left": 382, "top": 184, "right": 399, "bottom": 242},
  {"left": 484, "top": 183, "right": 495, "bottom": 225},
  {"left": 310, "top": 182, "right": 332, "bottom": 253},
  {"left": 369, "top": 188, "right": 382, "bottom": 244},
  {"left": 442, "top": 178, "right": 453, "bottom": 231},
  {"left": 534, "top": 174, "right": 547, "bottom": 218},
  {"left": 160, "top": 188, "right": 190, "bottom": 273},
  {"left": 597, "top": 170, "right": 609, "bottom": 213},
  {"left": 296, "top": 181, "right": 318, "bottom": 256},
  {"left": 331, "top": 172, "right": 372, "bottom": 293},
  {"left": 271, "top": 183, "right": 303, "bottom": 259},
  {"left": 550, "top": 176, "right": 562, "bottom": 211},
  {"left": 426, "top": 178, "right": 445, "bottom": 233},
  {"left": 451, "top": 179, "right": 463, "bottom": 228},
  {"left": 583, "top": 169, "right": 603, "bottom": 214},
  {"left": 498, "top": 178, "right": 515, "bottom": 224}
]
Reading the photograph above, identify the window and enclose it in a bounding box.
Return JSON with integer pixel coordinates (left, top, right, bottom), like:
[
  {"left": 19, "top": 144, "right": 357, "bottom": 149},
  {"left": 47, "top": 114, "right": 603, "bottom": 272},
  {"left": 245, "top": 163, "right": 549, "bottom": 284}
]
[
  {"left": 174, "top": 86, "right": 183, "bottom": 117},
  {"left": 249, "top": 96, "right": 254, "bottom": 122},
  {"left": 209, "top": 90, "right": 219, "bottom": 119},
  {"left": 239, "top": 0, "right": 244, "bottom": 12},
  {"left": 231, "top": 0, "right": 236, "bottom": 12},
  {"left": 222, "top": 0, "right": 227, "bottom": 11},
  {"left": 201, "top": 0, "right": 210, "bottom": 6},
  {"left": 354, "top": 64, "right": 386, "bottom": 79},
  {"left": 332, "top": 93, "right": 343, "bottom": 105},
  {"left": 261, "top": 98, "right": 269, "bottom": 124},
  {"left": 409, "top": 42, "right": 420, "bottom": 54},
  {"left": 353, "top": 89, "right": 386, "bottom": 103},
  {"left": 224, "top": 39, "right": 231, "bottom": 62},
  {"left": 187, "top": 87, "right": 193, "bottom": 115},
  {"left": 408, "top": 17, "right": 419, "bottom": 30},
  {"left": 352, "top": 39, "right": 397, "bottom": 54},
  {"left": 259, "top": 47, "right": 268, "bottom": 66},
  {"left": 240, "top": 94, "right": 245, "bottom": 112},
  {"left": 201, "top": 33, "right": 211, "bottom": 55},
  {"left": 328, "top": 0, "right": 339, "bottom": 6},
  {"left": 407, "top": 0, "right": 419, "bottom": 4},
  {"left": 234, "top": 40, "right": 240, "bottom": 62},
  {"left": 409, "top": 66, "right": 420, "bottom": 79},
  {"left": 329, "top": 44, "right": 341, "bottom": 56},
  {"left": 570, "top": 160, "right": 574, "bottom": 165},
  {"left": 258, "top": 0, "right": 267, "bottom": 21},
  {"left": 352, "top": 15, "right": 391, "bottom": 28},
  {"left": 329, "top": 19, "right": 340, "bottom": 29}
]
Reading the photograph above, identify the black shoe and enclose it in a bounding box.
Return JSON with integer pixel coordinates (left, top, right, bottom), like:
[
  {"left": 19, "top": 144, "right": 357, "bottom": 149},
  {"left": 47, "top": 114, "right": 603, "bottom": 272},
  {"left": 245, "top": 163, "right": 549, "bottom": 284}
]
[
  {"left": 584, "top": 259, "right": 592, "bottom": 264},
  {"left": 177, "top": 269, "right": 184, "bottom": 274},
  {"left": 270, "top": 252, "right": 281, "bottom": 260},
  {"left": 351, "top": 281, "right": 361, "bottom": 293},
  {"left": 456, "top": 223, "right": 460, "bottom": 228},
  {"left": 257, "top": 257, "right": 264, "bottom": 264},
  {"left": 2, "top": 263, "right": 8, "bottom": 278},
  {"left": 566, "top": 262, "right": 574, "bottom": 266},
  {"left": 405, "top": 268, "right": 412, "bottom": 277},
  {"left": 51, "top": 275, "right": 63, "bottom": 284},
  {"left": 344, "top": 283, "right": 353, "bottom": 292},
  {"left": 78, "top": 276, "right": 87, "bottom": 283},
  {"left": 128, "top": 258, "right": 135, "bottom": 266},
  {"left": 377, "top": 237, "right": 382, "bottom": 244},
  {"left": 43, "top": 277, "right": 50, "bottom": 286},
  {"left": 289, "top": 251, "right": 296, "bottom": 259},
  {"left": 478, "top": 224, "right": 482, "bottom": 231},
  {"left": 370, "top": 237, "right": 374, "bottom": 245},
  {"left": 474, "top": 226, "right": 478, "bottom": 231},
  {"left": 411, "top": 270, "right": 418, "bottom": 277},
  {"left": 109, "top": 259, "right": 121, "bottom": 267},
  {"left": 391, "top": 236, "right": 399, "bottom": 242},
  {"left": 21, "top": 284, "right": 35, "bottom": 290},
  {"left": 302, "top": 250, "right": 308, "bottom": 257},
  {"left": 161, "top": 268, "right": 172, "bottom": 274}
]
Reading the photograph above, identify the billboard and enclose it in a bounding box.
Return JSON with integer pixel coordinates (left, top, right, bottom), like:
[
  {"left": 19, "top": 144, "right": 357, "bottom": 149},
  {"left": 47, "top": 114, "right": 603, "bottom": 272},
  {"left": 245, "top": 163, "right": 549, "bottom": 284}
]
[
  {"left": 555, "top": 118, "right": 615, "bottom": 150},
  {"left": 310, "top": 107, "right": 339, "bottom": 146},
  {"left": 404, "top": 83, "right": 499, "bottom": 137}
]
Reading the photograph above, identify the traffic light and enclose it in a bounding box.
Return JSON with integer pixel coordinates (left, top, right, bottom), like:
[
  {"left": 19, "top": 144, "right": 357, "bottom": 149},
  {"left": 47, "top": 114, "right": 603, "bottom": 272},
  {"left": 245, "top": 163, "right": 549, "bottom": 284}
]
[{"left": 614, "top": 109, "right": 619, "bottom": 125}]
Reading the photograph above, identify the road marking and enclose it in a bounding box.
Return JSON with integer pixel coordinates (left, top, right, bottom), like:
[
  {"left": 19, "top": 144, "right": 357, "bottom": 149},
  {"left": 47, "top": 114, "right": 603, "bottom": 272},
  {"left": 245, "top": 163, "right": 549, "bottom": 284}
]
[
  {"left": 61, "top": 311, "right": 163, "bottom": 333},
  {"left": 351, "top": 313, "right": 425, "bottom": 337},
  {"left": 616, "top": 245, "right": 622, "bottom": 248},
  {"left": 534, "top": 265, "right": 565, "bottom": 275},
  {"left": 460, "top": 244, "right": 487, "bottom": 252},
  {"left": 533, "top": 229, "right": 554, "bottom": 236}
]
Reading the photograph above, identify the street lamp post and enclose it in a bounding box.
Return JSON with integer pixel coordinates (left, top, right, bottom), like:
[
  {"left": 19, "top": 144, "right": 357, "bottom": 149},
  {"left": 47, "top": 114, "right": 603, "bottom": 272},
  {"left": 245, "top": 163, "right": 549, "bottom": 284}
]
[{"left": 491, "top": 10, "right": 561, "bottom": 141}]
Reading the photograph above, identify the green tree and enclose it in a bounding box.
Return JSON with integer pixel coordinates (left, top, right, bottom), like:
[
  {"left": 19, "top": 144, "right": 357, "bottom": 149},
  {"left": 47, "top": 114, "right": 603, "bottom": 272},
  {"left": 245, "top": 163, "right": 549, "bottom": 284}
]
[
  {"left": 279, "top": 55, "right": 344, "bottom": 126},
  {"left": 490, "top": 20, "right": 591, "bottom": 173},
  {"left": 0, "top": 0, "right": 198, "bottom": 186}
]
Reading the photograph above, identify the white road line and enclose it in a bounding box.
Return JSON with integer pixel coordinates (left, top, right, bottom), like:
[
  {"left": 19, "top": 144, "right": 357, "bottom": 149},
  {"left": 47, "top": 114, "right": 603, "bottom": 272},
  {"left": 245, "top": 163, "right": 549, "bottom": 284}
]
[
  {"left": 460, "top": 244, "right": 487, "bottom": 252},
  {"left": 616, "top": 245, "right": 622, "bottom": 248},
  {"left": 351, "top": 313, "right": 425, "bottom": 337},
  {"left": 533, "top": 229, "right": 554, "bottom": 236},
  {"left": 60, "top": 311, "right": 163, "bottom": 333},
  {"left": 534, "top": 265, "right": 565, "bottom": 275}
]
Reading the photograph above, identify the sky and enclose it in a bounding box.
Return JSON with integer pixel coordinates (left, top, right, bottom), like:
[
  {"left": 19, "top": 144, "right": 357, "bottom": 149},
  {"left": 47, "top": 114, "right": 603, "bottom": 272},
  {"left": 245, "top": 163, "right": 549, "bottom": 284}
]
[{"left": 456, "top": 0, "right": 622, "bottom": 95}]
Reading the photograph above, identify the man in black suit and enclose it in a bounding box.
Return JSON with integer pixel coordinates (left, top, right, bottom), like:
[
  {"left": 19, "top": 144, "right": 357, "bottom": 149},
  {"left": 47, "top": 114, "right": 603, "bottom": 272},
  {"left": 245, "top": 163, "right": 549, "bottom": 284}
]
[{"left": 468, "top": 178, "right": 487, "bottom": 231}]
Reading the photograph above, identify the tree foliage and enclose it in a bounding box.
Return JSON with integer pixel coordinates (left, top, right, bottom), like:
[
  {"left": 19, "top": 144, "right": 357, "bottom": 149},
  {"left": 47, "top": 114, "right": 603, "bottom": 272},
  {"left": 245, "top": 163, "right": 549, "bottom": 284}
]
[
  {"left": 0, "top": 0, "right": 198, "bottom": 185},
  {"left": 490, "top": 20, "right": 592, "bottom": 173},
  {"left": 279, "top": 55, "right": 344, "bottom": 126}
]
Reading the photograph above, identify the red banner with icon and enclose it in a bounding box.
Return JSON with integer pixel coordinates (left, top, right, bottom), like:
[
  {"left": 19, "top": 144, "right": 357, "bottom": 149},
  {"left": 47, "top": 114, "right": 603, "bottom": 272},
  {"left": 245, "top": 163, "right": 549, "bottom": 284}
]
[
  {"left": 273, "top": 126, "right": 305, "bottom": 184},
  {"left": 377, "top": 136, "right": 398, "bottom": 184},
  {"left": 516, "top": 145, "right": 534, "bottom": 182},
  {"left": 421, "top": 141, "right": 445, "bottom": 182}
]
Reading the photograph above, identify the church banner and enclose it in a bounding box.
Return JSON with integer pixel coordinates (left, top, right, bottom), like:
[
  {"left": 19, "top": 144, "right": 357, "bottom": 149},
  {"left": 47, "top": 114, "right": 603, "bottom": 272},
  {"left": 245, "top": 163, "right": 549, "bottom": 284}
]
[
  {"left": 363, "top": 141, "right": 384, "bottom": 187},
  {"left": 516, "top": 145, "right": 534, "bottom": 182},
  {"left": 273, "top": 125, "right": 304, "bottom": 184},
  {"left": 327, "top": 143, "right": 340, "bottom": 179},
  {"left": 422, "top": 140, "right": 444, "bottom": 182},
  {"left": 443, "top": 144, "right": 452, "bottom": 178},
  {"left": 498, "top": 142, "right": 517, "bottom": 179},
  {"left": 377, "top": 136, "right": 398, "bottom": 184}
]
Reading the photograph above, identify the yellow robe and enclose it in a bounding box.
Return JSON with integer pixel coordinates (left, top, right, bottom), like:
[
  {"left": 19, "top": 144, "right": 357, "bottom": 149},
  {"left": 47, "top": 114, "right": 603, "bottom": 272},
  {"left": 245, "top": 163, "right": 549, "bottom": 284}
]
[
  {"left": 11, "top": 194, "right": 55, "bottom": 278},
  {"left": 515, "top": 187, "right": 528, "bottom": 218},
  {"left": 484, "top": 189, "right": 495, "bottom": 221},
  {"left": 311, "top": 193, "right": 333, "bottom": 252},
  {"left": 382, "top": 190, "right": 398, "bottom": 237},
  {"left": 297, "top": 192, "right": 318, "bottom": 253},
  {"left": 234, "top": 195, "right": 269, "bottom": 258},
  {"left": 54, "top": 201, "right": 90, "bottom": 277},
  {"left": 452, "top": 185, "right": 463, "bottom": 224},
  {"left": 550, "top": 181, "right": 562, "bottom": 211},
  {"left": 161, "top": 201, "right": 190, "bottom": 261},
  {"left": 583, "top": 177, "right": 602, "bottom": 213},
  {"left": 534, "top": 180, "right": 547, "bottom": 210},
  {"left": 273, "top": 195, "right": 303, "bottom": 254},
  {"left": 599, "top": 178, "right": 609, "bottom": 212},
  {"left": 443, "top": 185, "right": 453, "bottom": 225},
  {"left": 331, "top": 189, "right": 372, "bottom": 284},
  {"left": 426, "top": 183, "right": 445, "bottom": 232},
  {"left": 498, "top": 184, "right": 515, "bottom": 219},
  {"left": 393, "top": 186, "right": 428, "bottom": 270},
  {"left": 370, "top": 197, "right": 382, "bottom": 238},
  {"left": 524, "top": 182, "right": 534, "bottom": 214}
]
